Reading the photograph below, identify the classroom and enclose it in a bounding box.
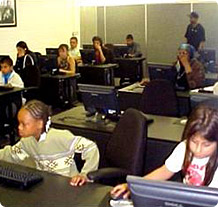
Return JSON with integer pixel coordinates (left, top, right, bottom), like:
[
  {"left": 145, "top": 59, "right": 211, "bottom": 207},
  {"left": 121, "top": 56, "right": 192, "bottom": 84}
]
[{"left": 0, "top": 0, "right": 218, "bottom": 206}]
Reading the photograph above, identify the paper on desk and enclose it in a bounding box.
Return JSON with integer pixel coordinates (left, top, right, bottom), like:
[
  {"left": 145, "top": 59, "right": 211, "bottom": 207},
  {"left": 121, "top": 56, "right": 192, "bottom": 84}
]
[
  {"left": 0, "top": 203, "right": 5, "bottom": 207},
  {"left": 191, "top": 86, "right": 214, "bottom": 93}
]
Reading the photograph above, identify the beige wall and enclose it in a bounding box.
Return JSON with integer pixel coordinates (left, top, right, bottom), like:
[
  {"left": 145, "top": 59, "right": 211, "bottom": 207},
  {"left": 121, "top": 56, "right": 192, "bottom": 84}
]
[
  {"left": 80, "top": 3, "right": 218, "bottom": 64},
  {"left": 80, "top": 6, "right": 97, "bottom": 45},
  {"left": 0, "top": 0, "right": 80, "bottom": 62}
]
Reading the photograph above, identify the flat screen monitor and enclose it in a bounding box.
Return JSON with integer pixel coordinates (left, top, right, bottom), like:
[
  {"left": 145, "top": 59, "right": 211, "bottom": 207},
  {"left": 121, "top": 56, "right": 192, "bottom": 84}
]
[
  {"left": 0, "top": 55, "right": 9, "bottom": 62},
  {"left": 46, "top": 48, "right": 58, "bottom": 56},
  {"left": 80, "top": 49, "right": 95, "bottom": 64},
  {"left": 113, "top": 44, "right": 129, "bottom": 58},
  {"left": 39, "top": 55, "right": 58, "bottom": 75},
  {"left": 127, "top": 175, "right": 218, "bottom": 207},
  {"left": 83, "top": 43, "right": 93, "bottom": 50},
  {"left": 78, "top": 84, "right": 120, "bottom": 120},
  {"left": 199, "top": 49, "right": 216, "bottom": 63},
  {"left": 148, "top": 62, "right": 177, "bottom": 84}
]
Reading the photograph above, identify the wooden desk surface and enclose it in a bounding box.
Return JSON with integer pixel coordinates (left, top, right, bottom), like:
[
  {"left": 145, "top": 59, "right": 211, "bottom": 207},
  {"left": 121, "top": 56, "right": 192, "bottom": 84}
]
[
  {"left": 0, "top": 161, "right": 112, "bottom": 207},
  {"left": 51, "top": 106, "right": 184, "bottom": 143}
]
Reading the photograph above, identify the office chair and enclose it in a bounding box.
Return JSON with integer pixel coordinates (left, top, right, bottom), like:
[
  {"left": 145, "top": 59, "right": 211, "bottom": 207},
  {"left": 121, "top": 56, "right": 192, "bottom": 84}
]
[
  {"left": 87, "top": 108, "right": 148, "bottom": 186},
  {"left": 140, "top": 79, "right": 179, "bottom": 117}
]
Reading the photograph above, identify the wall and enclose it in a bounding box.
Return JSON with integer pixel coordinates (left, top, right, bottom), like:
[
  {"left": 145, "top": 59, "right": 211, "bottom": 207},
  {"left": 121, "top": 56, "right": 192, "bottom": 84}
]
[
  {"left": 80, "top": 6, "right": 97, "bottom": 44},
  {"left": 147, "top": 4, "right": 190, "bottom": 63},
  {"left": 80, "top": 3, "right": 218, "bottom": 64},
  {"left": 0, "top": 0, "right": 80, "bottom": 61}
]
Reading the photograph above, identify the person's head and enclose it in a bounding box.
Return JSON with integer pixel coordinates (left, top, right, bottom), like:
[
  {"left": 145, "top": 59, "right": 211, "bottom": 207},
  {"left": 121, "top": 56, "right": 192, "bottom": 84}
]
[
  {"left": 70, "top": 37, "right": 78, "bottom": 50},
  {"left": 18, "top": 100, "right": 51, "bottom": 140},
  {"left": 0, "top": 56, "right": 13, "bottom": 75},
  {"left": 58, "top": 44, "right": 69, "bottom": 59},
  {"left": 189, "top": 12, "right": 199, "bottom": 25},
  {"left": 178, "top": 43, "right": 195, "bottom": 60},
  {"left": 182, "top": 104, "right": 218, "bottom": 185},
  {"left": 126, "top": 34, "right": 134, "bottom": 46},
  {"left": 92, "top": 36, "right": 103, "bottom": 49},
  {"left": 16, "top": 41, "right": 29, "bottom": 57}
]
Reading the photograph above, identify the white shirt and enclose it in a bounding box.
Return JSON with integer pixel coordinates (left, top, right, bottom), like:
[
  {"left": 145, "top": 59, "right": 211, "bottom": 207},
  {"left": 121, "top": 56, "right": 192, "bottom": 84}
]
[
  {"left": 69, "top": 47, "right": 81, "bottom": 58},
  {"left": 0, "top": 70, "right": 24, "bottom": 88},
  {"left": 165, "top": 141, "right": 218, "bottom": 188}
]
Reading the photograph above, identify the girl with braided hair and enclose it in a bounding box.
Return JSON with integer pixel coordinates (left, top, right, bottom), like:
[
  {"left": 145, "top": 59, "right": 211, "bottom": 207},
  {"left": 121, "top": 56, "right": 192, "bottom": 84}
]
[{"left": 0, "top": 100, "right": 99, "bottom": 186}]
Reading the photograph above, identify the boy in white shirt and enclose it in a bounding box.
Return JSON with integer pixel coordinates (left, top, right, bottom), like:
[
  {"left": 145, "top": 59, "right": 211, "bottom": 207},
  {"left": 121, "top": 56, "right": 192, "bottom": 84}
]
[
  {"left": 0, "top": 56, "right": 24, "bottom": 88},
  {"left": 69, "top": 37, "right": 82, "bottom": 63}
]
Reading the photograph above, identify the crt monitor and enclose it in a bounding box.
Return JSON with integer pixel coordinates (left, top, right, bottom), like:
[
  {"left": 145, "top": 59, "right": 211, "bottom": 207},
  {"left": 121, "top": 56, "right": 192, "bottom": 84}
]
[
  {"left": 127, "top": 175, "right": 218, "bottom": 207},
  {"left": 78, "top": 84, "right": 120, "bottom": 119},
  {"left": 80, "top": 49, "right": 95, "bottom": 64},
  {"left": 113, "top": 44, "right": 129, "bottom": 58},
  {"left": 148, "top": 62, "right": 177, "bottom": 84}
]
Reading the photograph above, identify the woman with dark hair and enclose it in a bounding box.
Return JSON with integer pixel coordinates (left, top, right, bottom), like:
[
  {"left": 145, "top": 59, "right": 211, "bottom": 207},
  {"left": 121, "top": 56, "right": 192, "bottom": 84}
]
[
  {"left": 92, "top": 36, "right": 113, "bottom": 64},
  {"left": 57, "top": 44, "right": 75, "bottom": 74},
  {"left": 111, "top": 104, "right": 218, "bottom": 199},
  {"left": 0, "top": 100, "right": 99, "bottom": 186},
  {"left": 175, "top": 43, "right": 205, "bottom": 90},
  {"left": 14, "top": 41, "right": 35, "bottom": 75}
]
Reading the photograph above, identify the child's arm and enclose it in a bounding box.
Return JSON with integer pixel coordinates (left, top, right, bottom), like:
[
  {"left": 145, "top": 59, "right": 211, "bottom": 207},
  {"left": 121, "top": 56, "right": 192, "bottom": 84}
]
[
  {"left": 0, "top": 141, "right": 30, "bottom": 164},
  {"left": 111, "top": 165, "right": 174, "bottom": 199},
  {"left": 144, "top": 164, "right": 174, "bottom": 180},
  {"left": 70, "top": 137, "right": 100, "bottom": 186}
]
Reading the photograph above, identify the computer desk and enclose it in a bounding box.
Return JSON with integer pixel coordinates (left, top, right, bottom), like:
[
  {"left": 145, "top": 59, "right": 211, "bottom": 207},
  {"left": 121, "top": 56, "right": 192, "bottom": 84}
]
[
  {"left": 0, "top": 161, "right": 112, "bottom": 207},
  {"left": 51, "top": 106, "right": 185, "bottom": 174},
  {"left": 118, "top": 83, "right": 191, "bottom": 117},
  {"left": 40, "top": 73, "right": 80, "bottom": 108},
  {"left": 77, "top": 63, "right": 118, "bottom": 86}
]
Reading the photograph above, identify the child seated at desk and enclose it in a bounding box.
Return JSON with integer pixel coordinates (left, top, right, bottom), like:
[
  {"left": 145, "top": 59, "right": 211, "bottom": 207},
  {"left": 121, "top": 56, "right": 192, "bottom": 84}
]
[
  {"left": 57, "top": 44, "right": 76, "bottom": 75},
  {"left": 0, "top": 100, "right": 99, "bottom": 186},
  {"left": 111, "top": 103, "right": 218, "bottom": 199},
  {"left": 0, "top": 56, "right": 24, "bottom": 88}
]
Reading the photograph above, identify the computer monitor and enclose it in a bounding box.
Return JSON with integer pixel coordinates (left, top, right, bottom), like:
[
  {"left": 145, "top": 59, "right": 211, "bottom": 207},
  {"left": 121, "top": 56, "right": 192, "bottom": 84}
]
[
  {"left": 78, "top": 84, "right": 120, "bottom": 120},
  {"left": 127, "top": 175, "right": 218, "bottom": 207},
  {"left": 113, "top": 44, "right": 129, "bottom": 58},
  {"left": 148, "top": 62, "right": 177, "bottom": 84},
  {"left": 83, "top": 43, "right": 93, "bottom": 50},
  {"left": 80, "top": 49, "right": 95, "bottom": 64},
  {"left": 39, "top": 55, "right": 58, "bottom": 75},
  {"left": 46, "top": 48, "right": 58, "bottom": 56},
  {"left": 0, "top": 55, "right": 10, "bottom": 62},
  {"left": 198, "top": 49, "right": 216, "bottom": 73}
]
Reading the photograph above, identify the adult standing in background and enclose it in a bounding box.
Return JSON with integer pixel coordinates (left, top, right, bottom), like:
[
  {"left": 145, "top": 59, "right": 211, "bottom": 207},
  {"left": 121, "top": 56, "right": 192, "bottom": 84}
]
[
  {"left": 126, "top": 34, "right": 142, "bottom": 58},
  {"left": 185, "top": 12, "right": 205, "bottom": 51},
  {"left": 69, "top": 37, "right": 82, "bottom": 63}
]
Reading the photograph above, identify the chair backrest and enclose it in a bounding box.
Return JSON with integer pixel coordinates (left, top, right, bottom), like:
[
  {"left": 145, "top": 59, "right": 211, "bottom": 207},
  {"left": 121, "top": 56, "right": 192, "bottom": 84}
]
[
  {"left": 140, "top": 79, "right": 179, "bottom": 117},
  {"left": 105, "top": 108, "right": 147, "bottom": 176}
]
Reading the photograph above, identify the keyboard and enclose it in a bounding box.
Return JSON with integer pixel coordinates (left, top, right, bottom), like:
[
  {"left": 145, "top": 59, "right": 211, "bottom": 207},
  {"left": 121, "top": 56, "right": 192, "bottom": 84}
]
[
  {"left": 0, "top": 85, "right": 14, "bottom": 91},
  {"left": 0, "top": 165, "right": 43, "bottom": 189}
]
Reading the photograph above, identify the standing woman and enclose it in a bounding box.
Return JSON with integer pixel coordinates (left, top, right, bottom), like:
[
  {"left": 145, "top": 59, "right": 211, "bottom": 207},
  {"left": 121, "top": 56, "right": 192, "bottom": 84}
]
[
  {"left": 14, "top": 41, "right": 35, "bottom": 75},
  {"left": 57, "top": 44, "right": 76, "bottom": 75}
]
